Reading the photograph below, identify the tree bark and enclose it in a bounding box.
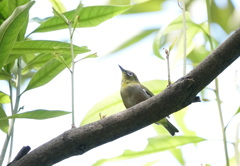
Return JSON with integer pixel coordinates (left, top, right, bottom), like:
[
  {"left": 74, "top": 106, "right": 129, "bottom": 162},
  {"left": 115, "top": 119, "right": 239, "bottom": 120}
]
[{"left": 12, "top": 28, "right": 240, "bottom": 166}]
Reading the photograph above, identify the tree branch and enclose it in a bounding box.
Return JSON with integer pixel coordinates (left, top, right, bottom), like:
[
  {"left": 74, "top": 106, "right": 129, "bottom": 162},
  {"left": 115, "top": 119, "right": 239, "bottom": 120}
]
[{"left": 12, "top": 28, "right": 240, "bottom": 166}]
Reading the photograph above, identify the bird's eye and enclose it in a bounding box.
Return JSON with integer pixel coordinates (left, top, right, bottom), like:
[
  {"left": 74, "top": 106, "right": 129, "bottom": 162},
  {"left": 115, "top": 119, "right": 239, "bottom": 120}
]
[{"left": 127, "top": 72, "right": 133, "bottom": 76}]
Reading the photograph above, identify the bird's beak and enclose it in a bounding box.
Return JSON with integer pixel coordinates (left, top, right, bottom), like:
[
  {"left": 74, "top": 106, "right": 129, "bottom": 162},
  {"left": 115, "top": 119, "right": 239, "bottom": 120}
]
[{"left": 118, "top": 65, "right": 126, "bottom": 73}]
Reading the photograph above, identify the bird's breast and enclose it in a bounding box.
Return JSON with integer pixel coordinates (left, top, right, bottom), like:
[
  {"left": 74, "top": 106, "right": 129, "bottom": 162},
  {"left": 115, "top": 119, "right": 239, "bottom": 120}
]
[{"left": 120, "top": 84, "right": 151, "bottom": 108}]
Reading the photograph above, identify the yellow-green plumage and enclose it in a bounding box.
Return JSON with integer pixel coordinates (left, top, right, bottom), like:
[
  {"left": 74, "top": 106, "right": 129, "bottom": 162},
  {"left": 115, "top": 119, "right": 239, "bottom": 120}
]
[{"left": 119, "top": 65, "right": 179, "bottom": 136}]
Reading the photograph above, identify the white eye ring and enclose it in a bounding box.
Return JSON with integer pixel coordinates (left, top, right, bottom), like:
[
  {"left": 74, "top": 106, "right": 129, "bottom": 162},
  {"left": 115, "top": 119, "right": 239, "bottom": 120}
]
[{"left": 127, "top": 72, "right": 133, "bottom": 76}]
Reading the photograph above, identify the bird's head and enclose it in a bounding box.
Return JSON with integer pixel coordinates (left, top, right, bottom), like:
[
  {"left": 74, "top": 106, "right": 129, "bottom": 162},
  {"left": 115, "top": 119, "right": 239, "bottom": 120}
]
[{"left": 118, "top": 65, "right": 140, "bottom": 85}]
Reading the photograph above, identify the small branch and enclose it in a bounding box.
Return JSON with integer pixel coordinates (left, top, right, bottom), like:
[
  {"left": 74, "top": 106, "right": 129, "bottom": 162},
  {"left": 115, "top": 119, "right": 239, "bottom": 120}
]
[
  {"left": 68, "top": 22, "right": 76, "bottom": 128},
  {"left": 215, "top": 78, "right": 229, "bottom": 166},
  {"left": 0, "top": 58, "right": 23, "bottom": 165},
  {"left": 163, "top": 48, "right": 171, "bottom": 86}
]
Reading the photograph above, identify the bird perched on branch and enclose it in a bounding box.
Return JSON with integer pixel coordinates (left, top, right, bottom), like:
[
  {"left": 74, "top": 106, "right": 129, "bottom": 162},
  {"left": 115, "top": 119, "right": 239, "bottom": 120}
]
[{"left": 119, "top": 65, "right": 179, "bottom": 136}]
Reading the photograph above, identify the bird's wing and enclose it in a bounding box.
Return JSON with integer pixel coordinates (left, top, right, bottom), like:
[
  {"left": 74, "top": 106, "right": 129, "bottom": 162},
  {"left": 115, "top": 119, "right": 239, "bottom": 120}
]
[
  {"left": 141, "top": 84, "right": 170, "bottom": 118},
  {"left": 141, "top": 85, "right": 154, "bottom": 97}
]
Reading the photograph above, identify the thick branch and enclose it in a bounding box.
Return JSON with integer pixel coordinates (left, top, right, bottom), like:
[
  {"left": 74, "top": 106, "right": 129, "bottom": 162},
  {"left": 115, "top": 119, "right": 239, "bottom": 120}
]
[{"left": 13, "top": 28, "right": 240, "bottom": 166}]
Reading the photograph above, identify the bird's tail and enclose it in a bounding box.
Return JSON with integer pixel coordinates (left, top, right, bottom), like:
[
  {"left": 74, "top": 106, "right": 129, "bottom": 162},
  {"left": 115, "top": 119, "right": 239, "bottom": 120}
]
[{"left": 155, "top": 118, "right": 179, "bottom": 136}]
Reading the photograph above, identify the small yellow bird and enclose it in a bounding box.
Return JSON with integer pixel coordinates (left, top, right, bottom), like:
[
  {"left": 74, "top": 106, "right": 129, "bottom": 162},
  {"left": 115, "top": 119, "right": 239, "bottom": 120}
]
[{"left": 119, "top": 65, "right": 179, "bottom": 136}]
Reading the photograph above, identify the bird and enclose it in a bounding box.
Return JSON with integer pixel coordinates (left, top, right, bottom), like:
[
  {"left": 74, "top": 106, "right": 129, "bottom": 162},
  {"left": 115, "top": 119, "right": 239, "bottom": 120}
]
[{"left": 119, "top": 65, "right": 179, "bottom": 136}]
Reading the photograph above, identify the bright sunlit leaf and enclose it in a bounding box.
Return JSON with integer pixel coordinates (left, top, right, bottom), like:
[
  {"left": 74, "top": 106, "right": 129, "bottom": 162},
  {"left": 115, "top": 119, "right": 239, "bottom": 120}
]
[
  {"left": 110, "top": 28, "right": 158, "bottom": 54},
  {"left": 170, "top": 148, "right": 185, "bottom": 165},
  {"left": 174, "top": 107, "right": 196, "bottom": 136},
  {"left": 48, "top": 0, "right": 66, "bottom": 13},
  {"left": 234, "top": 107, "right": 240, "bottom": 115},
  {"left": 124, "top": 0, "right": 163, "bottom": 14},
  {"left": 153, "top": 12, "right": 211, "bottom": 60},
  {"left": 93, "top": 135, "right": 205, "bottom": 166},
  {"left": 0, "top": 109, "right": 71, "bottom": 120},
  {"left": 21, "top": 53, "right": 53, "bottom": 75},
  {"left": 0, "top": 91, "right": 10, "bottom": 104},
  {"left": 0, "top": 106, "right": 9, "bottom": 133},
  {"left": 80, "top": 80, "right": 168, "bottom": 126},
  {"left": 31, "top": 5, "right": 131, "bottom": 33},
  {"left": 11, "top": 40, "right": 90, "bottom": 55},
  {"left": 23, "top": 54, "right": 74, "bottom": 92}
]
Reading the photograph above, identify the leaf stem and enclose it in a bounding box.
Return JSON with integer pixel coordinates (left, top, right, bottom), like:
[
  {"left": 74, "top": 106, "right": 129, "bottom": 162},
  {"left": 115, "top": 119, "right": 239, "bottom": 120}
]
[
  {"left": 0, "top": 58, "right": 22, "bottom": 166},
  {"left": 215, "top": 78, "right": 229, "bottom": 166},
  {"left": 206, "top": 0, "right": 229, "bottom": 165},
  {"left": 68, "top": 22, "right": 75, "bottom": 127}
]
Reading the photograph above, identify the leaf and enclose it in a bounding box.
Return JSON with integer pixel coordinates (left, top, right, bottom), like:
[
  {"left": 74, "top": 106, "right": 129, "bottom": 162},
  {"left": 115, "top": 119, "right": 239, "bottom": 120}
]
[
  {"left": 93, "top": 136, "right": 205, "bottom": 166},
  {"left": 0, "top": 109, "right": 71, "bottom": 120},
  {"left": 48, "top": 0, "right": 66, "bottom": 13},
  {"left": 173, "top": 107, "right": 196, "bottom": 136},
  {"left": 170, "top": 148, "right": 185, "bottom": 165},
  {"left": 71, "top": 1, "right": 84, "bottom": 23},
  {"left": 187, "top": 46, "right": 210, "bottom": 66},
  {"left": 210, "top": 0, "right": 238, "bottom": 33},
  {"left": 80, "top": 80, "right": 168, "bottom": 126},
  {"left": 234, "top": 107, "right": 240, "bottom": 116},
  {"left": 0, "top": 1, "right": 35, "bottom": 69},
  {"left": 52, "top": 5, "right": 68, "bottom": 24},
  {"left": 23, "top": 49, "right": 89, "bottom": 92},
  {"left": 0, "top": 0, "right": 10, "bottom": 20},
  {"left": 0, "top": 106, "right": 9, "bottom": 133},
  {"left": 0, "top": 91, "right": 10, "bottom": 103},
  {"left": 153, "top": 12, "right": 211, "bottom": 60},
  {"left": 110, "top": 28, "right": 158, "bottom": 54},
  {"left": 8, "top": 0, "right": 30, "bottom": 15},
  {"left": 143, "top": 159, "right": 160, "bottom": 166},
  {"left": 124, "top": 0, "right": 163, "bottom": 14},
  {"left": 22, "top": 53, "right": 53, "bottom": 75},
  {"left": 0, "top": 70, "right": 11, "bottom": 80},
  {"left": 76, "top": 52, "right": 98, "bottom": 62},
  {"left": 31, "top": 5, "right": 131, "bottom": 33},
  {"left": 11, "top": 40, "right": 90, "bottom": 55}
]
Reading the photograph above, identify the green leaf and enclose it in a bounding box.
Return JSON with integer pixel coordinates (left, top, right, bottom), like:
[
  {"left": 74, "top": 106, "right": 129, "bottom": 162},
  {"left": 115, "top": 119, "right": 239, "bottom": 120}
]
[
  {"left": 124, "top": 0, "right": 163, "bottom": 14},
  {"left": 80, "top": 80, "right": 168, "bottom": 126},
  {"left": 0, "top": 91, "right": 10, "bottom": 103},
  {"left": 48, "top": 0, "right": 66, "bottom": 13},
  {"left": 71, "top": 1, "right": 84, "bottom": 23},
  {"left": 170, "top": 148, "right": 185, "bottom": 165},
  {"left": 0, "top": 0, "right": 10, "bottom": 20},
  {"left": 76, "top": 52, "right": 98, "bottom": 62},
  {"left": 110, "top": 28, "right": 158, "bottom": 54},
  {"left": 23, "top": 49, "right": 89, "bottom": 92},
  {"left": 153, "top": 12, "right": 211, "bottom": 60},
  {"left": 174, "top": 107, "right": 196, "bottom": 136},
  {"left": 0, "top": 1, "right": 35, "bottom": 69},
  {"left": 31, "top": 5, "right": 131, "bottom": 33},
  {"left": 0, "top": 109, "right": 71, "bottom": 120},
  {"left": 52, "top": 5, "right": 68, "bottom": 24},
  {"left": 11, "top": 40, "right": 90, "bottom": 55},
  {"left": 8, "top": 0, "right": 30, "bottom": 15},
  {"left": 0, "top": 106, "right": 9, "bottom": 133},
  {"left": 0, "top": 70, "right": 11, "bottom": 80},
  {"left": 22, "top": 53, "right": 53, "bottom": 75},
  {"left": 188, "top": 46, "right": 210, "bottom": 66},
  {"left": 210, "top": 0, "right": 238, "bottom": 33},
  {"left": 143, "top": 159, "right": 160, "bottom": 166},
  {"left": 93, "top": 136, "right": 205, "bottom": 166},
  {"left": 234, "top": 107, "right": 240, "bottom": 115}
]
